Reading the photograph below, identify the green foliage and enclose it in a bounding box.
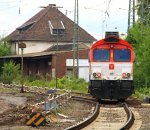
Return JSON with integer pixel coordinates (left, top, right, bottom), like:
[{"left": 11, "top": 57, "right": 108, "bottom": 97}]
[
  {"left": 57, "top": 77, "right": 88, "bottom": 93},
  {"left": 136, "top": 0, "right": 150, "bottom": 20},
  {"left": 24, "top": 77, "right": 88, "bottom": 93},
  {"left": 126, "top": 22, "right": 150, "bottom": 88},
  {"left": 0, "top": 61, "right": 21, "bottom": 84},
  {"left": 30, "top": 80, "right": 48, "bottom": 87},
  {"left": 126, "top": 22, "right": 145, "bottom": 49},
  {"left": 0, "top": 44, "right": 10, "bottom": 56},
  {"left": 0, "top": 39, "right": 10, "bottom": 56},
  {"left": 132, "top": 87, "right": 150, "bottom": 100}
]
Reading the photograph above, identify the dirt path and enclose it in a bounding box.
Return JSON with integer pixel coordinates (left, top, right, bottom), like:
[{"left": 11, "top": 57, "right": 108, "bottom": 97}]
[
  {"left": 0, "top": 90, "right": 150, "bottom": 130},
  {"left": 0, "top": 91, "right": 94, "bottom": 130},
  {"left": 0, "top": 93, "right": 27, "bottom": 113}
]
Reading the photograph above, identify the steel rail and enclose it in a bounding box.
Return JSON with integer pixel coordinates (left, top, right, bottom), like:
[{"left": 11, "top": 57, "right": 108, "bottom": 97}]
[
  {"left": 118, "top": 103, "right": 135, "bottom": 130},
  {"left": 65, "top": 99, "right": 134, "bottom": 130},
  {"left": 64, "top": 97, "right": 100, "bottom": 130},
  {"left": 0, "top": 83, "right": 135, "bottom": 129}
]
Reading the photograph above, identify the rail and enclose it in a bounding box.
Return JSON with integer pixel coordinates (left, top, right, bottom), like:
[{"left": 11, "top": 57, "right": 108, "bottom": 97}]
[
  {"left": 119, "top": 103, "right": 135, "bottom": 130},
  {"left": 65, "top": 97, "right": 100, "bottom": 130},
  {"left": 0, "top": 83, "right": 135, "bottom": 129}
]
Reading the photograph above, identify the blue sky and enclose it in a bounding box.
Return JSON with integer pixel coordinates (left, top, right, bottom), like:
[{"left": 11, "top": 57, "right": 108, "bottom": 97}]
[{"left": 0, "top": 0, "right": 131, "bottom": 39}]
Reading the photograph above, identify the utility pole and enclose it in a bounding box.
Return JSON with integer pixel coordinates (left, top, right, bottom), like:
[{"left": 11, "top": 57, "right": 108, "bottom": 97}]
[
  {"left": 73, "top": 0, "right": 76, "bottom": 78},
  {"left": 128, "top": 0, "right": 135, "bottom": 32},
  {"left": 73, "top": 0, "right": 79, "bottom": 78},
  {"left": 54, "top": 5, "right": 63, "bottom": 89},
  {"left": 76, "top": 0, "right": 79, "bottom": 78}
]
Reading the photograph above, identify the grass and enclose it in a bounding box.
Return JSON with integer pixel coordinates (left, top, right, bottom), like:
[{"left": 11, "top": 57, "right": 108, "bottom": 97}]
[
  {"left": 24, "top": 77, "right": 88, "bottom": 94},
  {"left": 132, "top": 87, "right": 150, "bottom": 100},
  {"left": 0, "top": 87, "right": 18, "bottom": 93},
  {"left": 3, "top": 76, "right": 150, "bottom": 101}
]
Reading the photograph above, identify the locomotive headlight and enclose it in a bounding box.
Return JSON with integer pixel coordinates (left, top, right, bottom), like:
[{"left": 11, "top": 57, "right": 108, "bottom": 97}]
[
  {"left": 127, "top": 73, "right": 131, "bottom": 78},
  {"left": 97, "top": 73, "right": 101, "bottom": 78},
  {"left": 93, "top": 73, "right": 97, "bottom": 78},
  {"left": 122, "top": 73, "right": 127, "bottom": 78},
  {"left": 93, "top": 72, "right": 101, "bottom": 78},
  {"left": 122, "top": 73, "right": 131, "bottom": 78}
]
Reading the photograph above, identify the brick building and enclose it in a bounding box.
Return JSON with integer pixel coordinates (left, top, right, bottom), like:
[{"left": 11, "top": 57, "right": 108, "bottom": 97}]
[
  {"left": 2, "top": 4, "right": 97, "bottom": 80},
  {"left": 0, "top": 48, "right": 89, "bottom": 80}
]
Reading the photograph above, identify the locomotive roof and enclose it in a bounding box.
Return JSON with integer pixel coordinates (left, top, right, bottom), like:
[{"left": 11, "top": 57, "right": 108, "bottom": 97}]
[{"left": 91, "top": 38, "right": 134, "bottom": 50}]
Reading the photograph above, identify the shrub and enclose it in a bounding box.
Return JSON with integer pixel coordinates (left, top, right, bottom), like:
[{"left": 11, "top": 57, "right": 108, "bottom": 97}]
[
  {"left": 132, "top": 87, "right": 150, "bottom": 100},
  {"left": 23, "top": 77, "right": 88, "bottom": 93},
  {"left": 0, "top": 61, "right": 20, "bottom": 84}
]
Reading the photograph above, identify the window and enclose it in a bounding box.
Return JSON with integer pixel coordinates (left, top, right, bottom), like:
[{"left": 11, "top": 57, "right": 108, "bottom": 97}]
[
  {"left": 17, "top": 21, "right": 36, "bottom": 33},
  {"left": 48, "top": 20, "right": 65, "bottom": 35},
  {"left": 93, "top": 49, "right": 110, "bottom": 61},
  {"left": 52, "top": 29, "right": 65, "bottom": 35},
  {"left": 114, "top": 49, "right": 130, "bottom": 62}
]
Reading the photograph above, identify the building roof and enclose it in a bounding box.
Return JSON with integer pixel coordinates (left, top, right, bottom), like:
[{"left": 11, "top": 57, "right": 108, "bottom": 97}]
[
  {"left": 0, "top": 51, "right": 55, "bottom": 59},
  {"left": 44, "top": 43, "right": 89, "bottom": 51},
  {"left": 6, "top": 4, "right": 97, "bottom": 43},
  {"left": 0, "top": 49, "right": 89, "bottom": 59}
]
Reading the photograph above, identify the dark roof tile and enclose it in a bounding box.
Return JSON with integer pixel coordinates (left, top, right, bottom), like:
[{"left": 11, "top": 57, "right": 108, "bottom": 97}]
[{"left": 6, "top": 4, "right": 97, "bottom": 43}]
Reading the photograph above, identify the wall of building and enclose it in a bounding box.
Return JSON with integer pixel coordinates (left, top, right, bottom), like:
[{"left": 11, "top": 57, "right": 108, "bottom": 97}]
[
  {"left": 16, "top": 41, "right": 52, "bottom": 54},
  {"left": 14, "top": 49, "right": 89, "bottom": 81},
  {"left": 51, "top": 49, "right": 89, "bottom": 79},
  {"left": 13, "top": 41, "right": 74, "bottom": 55},
  {"left": 66, "top": 59, "right": 89, "bottom": 81},
  {"left": 22, "top": 57, "right": 52, "bottom": 80}
]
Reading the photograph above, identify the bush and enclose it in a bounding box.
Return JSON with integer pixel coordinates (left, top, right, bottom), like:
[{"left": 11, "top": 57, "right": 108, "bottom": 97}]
[
  {"left": 0, "top": 61, "right": 20, "bottom": 84},
  {"left": 23, "top": 77, "right": 88, "bottom": 93},
  {"left": 132, "top": 87, "right": 150, "bottom": 100}
]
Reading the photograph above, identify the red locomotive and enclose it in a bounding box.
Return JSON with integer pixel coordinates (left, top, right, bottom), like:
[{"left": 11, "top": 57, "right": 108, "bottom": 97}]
[{"left": 88, "top": 32, "right": 135, "bottom": 100}]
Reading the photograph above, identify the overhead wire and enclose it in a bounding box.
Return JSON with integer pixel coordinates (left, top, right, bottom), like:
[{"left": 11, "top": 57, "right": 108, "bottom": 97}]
[
  {"left": 0, "top": 0, "right": 20, "bottom": 4},
  {"left": 104, "top": 0, "right": 128, "bottom": 32},
  {"left": 0, "top": 0, "right": 22, "bottom": 16},
  {"left": 106, "top": 0, "right": 127, "bottom": 33},
  {"left": 19, "top": 0, "right": 21, "bottom": 15},
  {"left": 103, "top": 0, "right": 111, "bottom": 33}
]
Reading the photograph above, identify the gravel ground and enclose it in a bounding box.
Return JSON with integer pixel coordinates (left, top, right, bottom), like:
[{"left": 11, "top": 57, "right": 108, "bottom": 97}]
[
  {"left": 127, "top": 97, "right": 150, "bottom": 130},
  {"left": 0, "top": 89, "right": 150, "bottom": 130},
  {"left": 135, "top": 107, "right": 150, "bottom": 130},
  {"left": 0, "top": 91, "right": 94, "bottom": 130}
]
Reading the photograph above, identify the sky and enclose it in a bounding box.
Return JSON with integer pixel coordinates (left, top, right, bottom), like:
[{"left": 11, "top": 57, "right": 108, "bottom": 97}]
[{"left": 0, "top": 0, "right": 130, "bottom": 40}]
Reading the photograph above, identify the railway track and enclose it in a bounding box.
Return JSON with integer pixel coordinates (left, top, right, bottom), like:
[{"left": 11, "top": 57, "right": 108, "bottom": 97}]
[
  {"left": 65, "top": 99, "right": 134, "bottom": 130},
  {"left": 0, "top": 83, "right": 135, "bottom": 129},
  {"left": 65, "top": 97, "right": 99, "bottom": 130}
]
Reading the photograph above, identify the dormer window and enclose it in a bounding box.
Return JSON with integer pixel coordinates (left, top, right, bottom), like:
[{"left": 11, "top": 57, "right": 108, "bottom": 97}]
[
  {"left": 48, "top": 20, "right": 65, "bottom": 35},
  {"left": 17, "top": 21, "right": 36, "bottom": 33},
  {"left": 52, "top": 29, "right": 65, "bottom": 35}
]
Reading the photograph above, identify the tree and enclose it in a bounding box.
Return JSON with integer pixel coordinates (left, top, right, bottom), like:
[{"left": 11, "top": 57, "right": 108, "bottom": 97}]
[
  {"left": 136, "top": 0, "right": 150, "bottom": 24},
  {"left": 0, "top": 61, "right": 20, "bottom": 84},
  {"left": 0, "top": 38, "right": 11, "bottom": 56},
  {"left": 126, "top": 22, "right": 150, "bottom": 87},
  {"left": 126, "top": 22, "right": 143, "bottom": 47}
]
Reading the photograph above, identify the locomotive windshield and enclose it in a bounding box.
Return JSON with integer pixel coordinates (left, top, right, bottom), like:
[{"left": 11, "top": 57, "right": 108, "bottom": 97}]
[
  {"left": 93, "top": 49, "right": 110, "bottom": 61},
  {"left": 114, "top": 49, "right": 130, "bottom": 62}
]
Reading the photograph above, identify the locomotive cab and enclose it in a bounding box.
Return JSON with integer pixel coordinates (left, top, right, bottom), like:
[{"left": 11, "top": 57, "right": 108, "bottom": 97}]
[{"left": 88, "top": 32, "right": 135, "bottom": 100}]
